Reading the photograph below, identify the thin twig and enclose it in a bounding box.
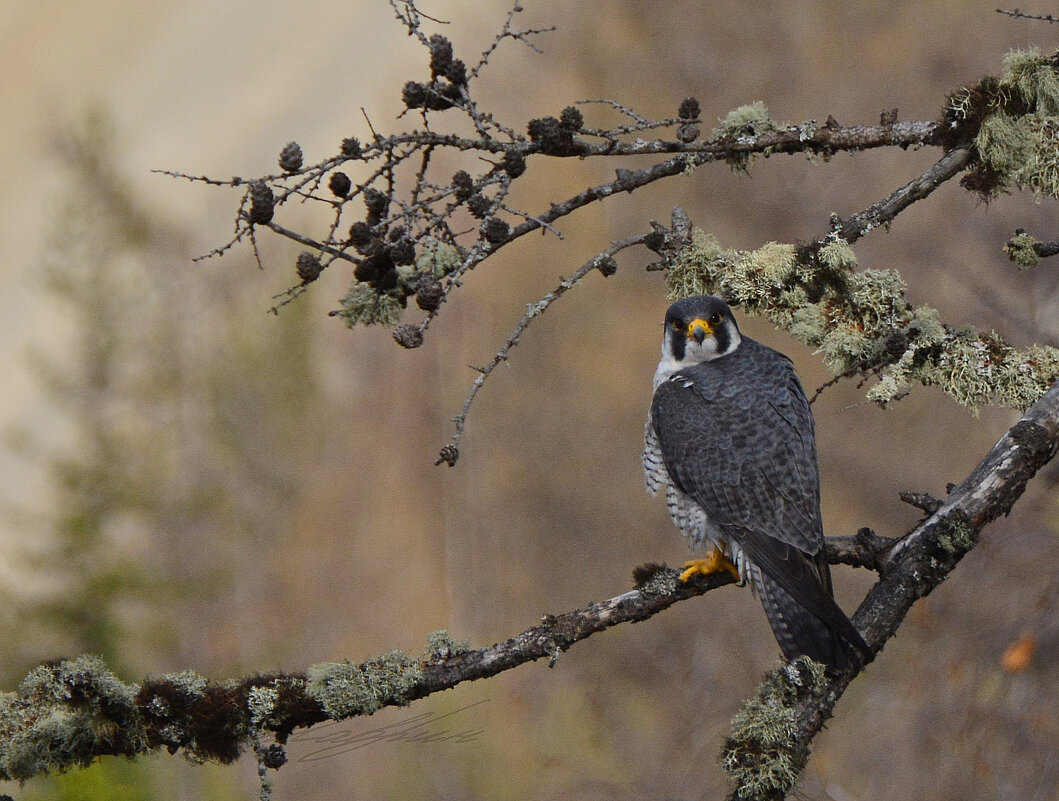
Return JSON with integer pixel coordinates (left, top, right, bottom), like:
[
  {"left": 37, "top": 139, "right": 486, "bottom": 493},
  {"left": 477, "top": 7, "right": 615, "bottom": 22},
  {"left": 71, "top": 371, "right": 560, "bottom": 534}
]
[
  {"left": 996, "top": 7, "right": 1059, "bottom": 22},
  {"left": 830, "top": 146, "right": 973, "bottom": 244},
  {"left": 469, "top": 0, "right": 555, "bottom": 81},
  {"left": 435, "top": 234, "right": 650, "bottom": 465},
  {"left": 264, "top": 222, "right": 359, "bottom": 264}
]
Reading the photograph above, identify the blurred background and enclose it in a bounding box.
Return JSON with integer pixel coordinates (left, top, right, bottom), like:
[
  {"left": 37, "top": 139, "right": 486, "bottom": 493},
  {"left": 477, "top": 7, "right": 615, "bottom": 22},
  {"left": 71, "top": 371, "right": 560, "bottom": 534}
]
[{"left": 1, "top": 1, "right": 1058, "bottom": 799}]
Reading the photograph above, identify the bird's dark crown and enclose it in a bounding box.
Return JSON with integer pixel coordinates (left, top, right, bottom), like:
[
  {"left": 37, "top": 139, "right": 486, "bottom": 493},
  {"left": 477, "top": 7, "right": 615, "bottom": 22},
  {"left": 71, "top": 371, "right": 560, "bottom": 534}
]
[
  {"left": 664, "top": 296, "right": 737, "bottom": 329},
  {"left": 661, "top": 295, "right": 742, "bottom": 365}
]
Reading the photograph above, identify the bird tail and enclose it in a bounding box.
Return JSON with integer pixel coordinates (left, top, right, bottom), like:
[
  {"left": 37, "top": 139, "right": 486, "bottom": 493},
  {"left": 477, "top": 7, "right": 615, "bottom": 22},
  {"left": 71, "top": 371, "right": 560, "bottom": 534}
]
[{"left": 757, "top": 575, "right": 868, "bottom": 672}]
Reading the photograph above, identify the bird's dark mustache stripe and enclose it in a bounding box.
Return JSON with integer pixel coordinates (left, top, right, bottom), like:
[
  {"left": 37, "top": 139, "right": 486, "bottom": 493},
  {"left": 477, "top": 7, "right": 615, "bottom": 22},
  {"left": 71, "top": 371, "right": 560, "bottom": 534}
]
[
  {"left": 711, "top": 320, "right": 731, "bottom": 355},
  {"left": 670, "top": 328, "right": 687, "bottom": 361}
]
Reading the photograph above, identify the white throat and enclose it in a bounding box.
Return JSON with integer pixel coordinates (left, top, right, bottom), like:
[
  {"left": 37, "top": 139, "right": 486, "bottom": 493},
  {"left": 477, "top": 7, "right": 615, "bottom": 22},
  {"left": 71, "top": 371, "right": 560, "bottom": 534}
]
[
  {"left": 653, "top": 350, "right": 682, "bottom": 390},
  {"left": 653, "top": 327, "right": 741, "bottom": 390}
]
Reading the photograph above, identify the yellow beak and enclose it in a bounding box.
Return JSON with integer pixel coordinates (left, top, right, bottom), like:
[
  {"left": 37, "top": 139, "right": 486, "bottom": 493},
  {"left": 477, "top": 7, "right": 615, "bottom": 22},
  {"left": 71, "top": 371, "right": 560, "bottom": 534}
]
[{"left": 687, "top": 318, "right": 712, "bottom": 344}]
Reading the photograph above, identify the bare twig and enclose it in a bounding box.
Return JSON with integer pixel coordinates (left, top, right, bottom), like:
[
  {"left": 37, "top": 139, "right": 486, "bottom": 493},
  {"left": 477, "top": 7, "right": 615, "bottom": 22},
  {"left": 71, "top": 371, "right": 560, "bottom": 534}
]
[
  {"left": 808, "top": 362, "right": 873, "bottom": 404},
  {"left": 264, "top": 222, "right": 359, "bottom": 264},
  {"left": 898, "top": 490, "right": 945, "bottom": 514},
  {"left": 996, "top": 7, "right": 1059, "bottom": 22},
  {"left": 829, "top": 146, "right": 973, "bottom": 245},
  {"left": 435, "top": 233, "right": 649, "bottom": 465},
  {"left": 469, "top": 0, "right": 556, "bottom": 81}
]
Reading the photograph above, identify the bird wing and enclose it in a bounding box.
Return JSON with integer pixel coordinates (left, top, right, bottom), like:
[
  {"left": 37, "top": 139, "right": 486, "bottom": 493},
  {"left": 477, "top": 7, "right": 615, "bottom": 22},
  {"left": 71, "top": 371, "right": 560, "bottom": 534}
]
[
  {"left": 650, "top": 347, "right": 870, "bottom": 663},
  {"left": 650, "top": 350, "right": 822, "bottom": 557}
]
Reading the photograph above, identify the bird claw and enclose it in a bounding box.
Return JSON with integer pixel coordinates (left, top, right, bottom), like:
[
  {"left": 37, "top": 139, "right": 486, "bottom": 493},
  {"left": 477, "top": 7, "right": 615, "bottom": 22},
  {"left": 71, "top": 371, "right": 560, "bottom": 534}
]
[{"left": 680, "top": 549, "right": 740, "bottom": 583}]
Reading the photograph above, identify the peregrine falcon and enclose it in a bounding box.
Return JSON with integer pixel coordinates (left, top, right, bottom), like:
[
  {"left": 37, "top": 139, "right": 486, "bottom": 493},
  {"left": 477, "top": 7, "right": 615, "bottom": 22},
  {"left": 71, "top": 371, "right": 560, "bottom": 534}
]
[{"left": 643, "top": 295, "right": 869, "bottom": 671}]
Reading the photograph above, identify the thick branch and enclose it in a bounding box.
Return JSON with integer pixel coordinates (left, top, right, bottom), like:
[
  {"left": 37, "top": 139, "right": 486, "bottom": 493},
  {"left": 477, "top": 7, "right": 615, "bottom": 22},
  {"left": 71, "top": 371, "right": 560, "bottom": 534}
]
[
  {"left": 725, "top": 377, "right": 1059, "bottom": 801},
  {"left": 1036, "top": 239, "right": 1059, "bottom": 258},
  {"left": 824, "top": 527, "right": 896, "bottom": 572},
  {"left": 223, "top": 119, "right": 943, "bottom": 167}
]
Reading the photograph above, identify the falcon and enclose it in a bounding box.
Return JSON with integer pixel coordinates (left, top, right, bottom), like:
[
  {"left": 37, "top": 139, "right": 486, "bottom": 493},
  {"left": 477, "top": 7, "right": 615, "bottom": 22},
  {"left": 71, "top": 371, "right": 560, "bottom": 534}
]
[{"left": 643, "top": 295, "right": 870, "bottom": 671}]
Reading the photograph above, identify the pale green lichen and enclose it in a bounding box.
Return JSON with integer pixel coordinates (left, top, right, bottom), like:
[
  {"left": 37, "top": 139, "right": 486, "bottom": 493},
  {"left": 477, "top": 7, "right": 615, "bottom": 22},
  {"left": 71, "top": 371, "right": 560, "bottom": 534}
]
[
  {"left": 664, "top": 229, "right": 728, "bottom": 299},
  {"left": 337, "top": 282, "right": 404, "bottom": 328},
  {"left": 974, "top": 111, "right": 1059, "bottom": 199},
  {"left": 930, "top": 337, "right": 1059, "bottom": 410},
  {"left": 722, "top": 658, "right": 826, "bottom": 800},
  {"left": 711, "top": 102, "right": 781, "bottom": 172},
  {"left": 415, "top": 241, "right": 462, "bottom": 277},
  {"left": 17, "top": 656, "right": 137, "bottom": 710},
  {"left": 970, "top": 48, "right": 1059, "bottom": 198},
  {"left": 712, "top": 101, "right": 779, "bottom": 140},
  {"left": 157, "top": 670, "right": 208, "bottom": 699},
  {"left": 1004, "top": 232, "right": 1041, "bottom": 269},
  {"left": 665, "top": 227, "right": 1059, "bottom": 412},
  {"left": 934, "top": 516, "right": 976, "bottom": 558},
  {"left": 1019, "top": 115, "right": 1059, "bottom": 199},
  {"left": 728, "top": 694, "right": 795, "bottom": 747},
  {"left": 680, "top": 152, "right": 706, "bottom": 174},
  {"left": 975, "top": 113, "right": 1036, "bottom": 184},
  {"left": 816, "top": 238, "right": 858, "bottom": 273},
  {"left": 865, "top": 349, "right": 917, "bottom": 405},
  {"left": 247, "top": 686, "right": 280, "bottom": 729},
  {"left": 636, "top": 566, "right": 681, "bottom": 597},
  {"left": 425, "top": 630, "right": 471, "bottom": 661},
  {"left": 665, "top": 233, "right": 798, "bottom": 307},
  {"left": 844, "top": 268, "right": 909, "bottom": 328},
  {"left": 0, "top": 656, "right": 146, "bottom": 781},
  {"left": 817, "top": 323, "right": 872, "bottom": 374},
  {"left": 305, "top": 651, "right": 422, "bottom": 720},
  {"left": 1001, "top": 47, "right": 1059, "bottom": 115}
]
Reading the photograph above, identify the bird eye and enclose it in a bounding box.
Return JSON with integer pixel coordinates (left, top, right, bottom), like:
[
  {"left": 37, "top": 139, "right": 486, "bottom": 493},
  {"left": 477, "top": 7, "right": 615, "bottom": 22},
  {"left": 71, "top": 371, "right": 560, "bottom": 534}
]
[
  {"left": 709, "top": 312, "right": 722, "bottom": 324},
  {"left": 670, "top": 319, "right": 683, "bottom": 330}
]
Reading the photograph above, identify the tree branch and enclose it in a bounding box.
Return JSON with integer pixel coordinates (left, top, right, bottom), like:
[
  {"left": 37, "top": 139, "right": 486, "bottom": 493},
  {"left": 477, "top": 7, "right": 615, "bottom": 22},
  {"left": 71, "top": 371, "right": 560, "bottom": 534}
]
[
  {"left": 1035, "top": 239, "right": 1059, "bottom": 258},
  {"left": 723, "top": 376, "right": 1059, "bottom": 801},
  {"left": 173, "top": 0, "right": 955, "bottom": 353},
  {"left": 830, "top": 146, "right": 972, "bottom": 245},
  {"left": 2, "top": 382, "right": 1056, "bottom": 789},
  {"left": 431, "top": 232, "right": 650, "bottom": 466},
  {"left": 996, "top": 7, "right": 1059, "bottom": 23}
]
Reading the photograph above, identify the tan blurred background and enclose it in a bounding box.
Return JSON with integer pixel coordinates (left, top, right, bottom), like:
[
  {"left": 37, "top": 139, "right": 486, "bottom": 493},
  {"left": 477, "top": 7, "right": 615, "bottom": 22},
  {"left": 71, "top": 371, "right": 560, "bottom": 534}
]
[{"left": 1, "top": 1, "right": 1058, "bottom": 799}]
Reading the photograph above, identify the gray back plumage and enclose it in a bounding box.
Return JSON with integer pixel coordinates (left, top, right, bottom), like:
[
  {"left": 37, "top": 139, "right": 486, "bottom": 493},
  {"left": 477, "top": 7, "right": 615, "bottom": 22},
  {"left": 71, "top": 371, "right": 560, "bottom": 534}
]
[
  {"left": 650, "top": 337, "right": 823, "bottom": 559},
  {"left": 646, "top": 330, "right": 870, "bottom": 669}
]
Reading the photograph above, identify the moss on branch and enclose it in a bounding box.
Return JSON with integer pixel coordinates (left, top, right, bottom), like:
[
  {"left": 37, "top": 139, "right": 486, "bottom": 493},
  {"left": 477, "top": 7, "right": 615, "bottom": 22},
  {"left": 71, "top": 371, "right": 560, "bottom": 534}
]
[{"left": 665, "top": 229, "right": 1059, "bottom": 412}]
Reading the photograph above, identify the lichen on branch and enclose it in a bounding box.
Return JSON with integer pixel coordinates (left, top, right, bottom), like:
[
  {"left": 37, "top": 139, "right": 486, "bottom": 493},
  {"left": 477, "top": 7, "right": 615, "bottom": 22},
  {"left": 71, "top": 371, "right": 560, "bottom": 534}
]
[
  {"left": 167, "top": 1, "right": 949, "bottom": 353},
  {"left": 664, "top": 227, "right": 1059, "bottom": 411},
  {"left": 0, "top": 635, "right": 453, "bottom": 782},
  {"left": 722, "top": 658, "right": 827, "bottom": 801},
  {"left": 948, "top": 47, "right": 1059, "bottom": 198}
]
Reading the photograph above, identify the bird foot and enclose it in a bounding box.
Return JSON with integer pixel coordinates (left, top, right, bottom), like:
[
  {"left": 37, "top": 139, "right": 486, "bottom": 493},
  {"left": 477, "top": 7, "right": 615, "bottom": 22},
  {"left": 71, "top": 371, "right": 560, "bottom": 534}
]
[{"left": 680, "top": 549, "right": 740, "bottom": 583}]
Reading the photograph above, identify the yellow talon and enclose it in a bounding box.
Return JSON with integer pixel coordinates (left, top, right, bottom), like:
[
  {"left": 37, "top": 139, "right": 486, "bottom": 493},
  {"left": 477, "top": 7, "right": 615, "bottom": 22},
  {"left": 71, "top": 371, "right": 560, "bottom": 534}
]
[{"left": 680, "top": 548, "right": 740, "bottom": 583}]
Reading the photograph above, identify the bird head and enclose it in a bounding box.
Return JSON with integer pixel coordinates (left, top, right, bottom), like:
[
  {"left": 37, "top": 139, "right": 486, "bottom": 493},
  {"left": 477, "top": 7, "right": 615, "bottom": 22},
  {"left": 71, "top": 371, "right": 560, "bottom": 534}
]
[{"left": 661, "top": 295, "right": 742, "bottom": 366}]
